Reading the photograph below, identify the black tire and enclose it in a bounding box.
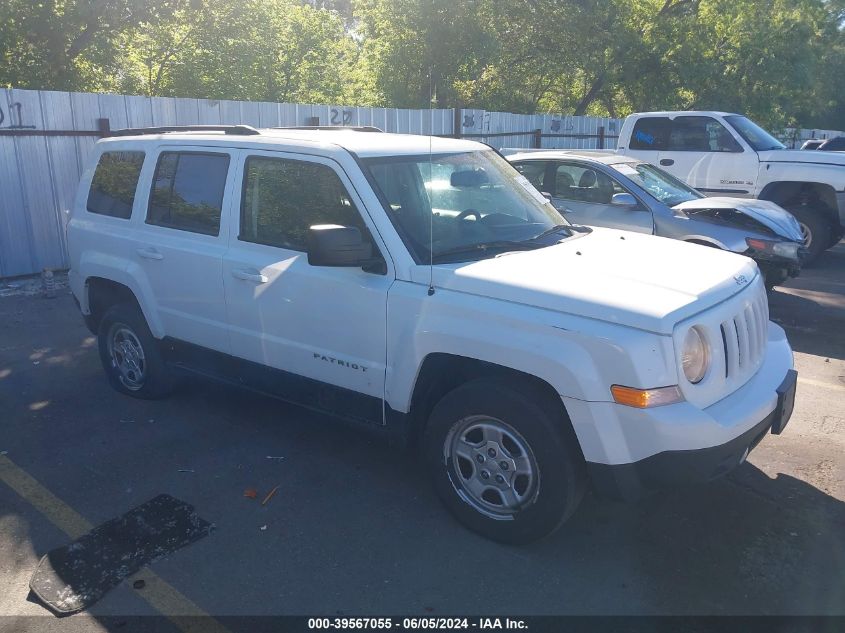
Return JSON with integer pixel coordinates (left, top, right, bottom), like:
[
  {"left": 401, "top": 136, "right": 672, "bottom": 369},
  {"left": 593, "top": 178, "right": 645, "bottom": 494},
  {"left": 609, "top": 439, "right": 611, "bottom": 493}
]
[
  {"left": 97, "top": 303, "right": 173, "bottom": 399},
  {"left": 423, "top": 377, "right": 586, "bottom": 544},
  {"left": 787, "top": 205, "right": 831, "bottom": 263}
]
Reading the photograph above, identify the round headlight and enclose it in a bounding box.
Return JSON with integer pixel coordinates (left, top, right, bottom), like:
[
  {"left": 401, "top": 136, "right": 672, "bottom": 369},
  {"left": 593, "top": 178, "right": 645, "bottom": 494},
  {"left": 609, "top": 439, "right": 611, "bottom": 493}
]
[{"left": 682, "top": 327, "right": 710, "bottom": 384}]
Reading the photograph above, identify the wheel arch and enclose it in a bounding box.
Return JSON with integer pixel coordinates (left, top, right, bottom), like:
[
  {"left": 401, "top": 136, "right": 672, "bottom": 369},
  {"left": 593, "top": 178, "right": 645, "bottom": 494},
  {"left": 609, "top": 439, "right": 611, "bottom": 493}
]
[
  {"left": 406, "top": 353, "right": 583, "bottom": 460},
  {"left": 758, "top": 181, "right": 838, "bottom": 224},
  {"left": 84, "top": 275, "right": 161, "bottom": 337},
  {"left": 684, "top": 237, "right": 727, "bottom": 249}
]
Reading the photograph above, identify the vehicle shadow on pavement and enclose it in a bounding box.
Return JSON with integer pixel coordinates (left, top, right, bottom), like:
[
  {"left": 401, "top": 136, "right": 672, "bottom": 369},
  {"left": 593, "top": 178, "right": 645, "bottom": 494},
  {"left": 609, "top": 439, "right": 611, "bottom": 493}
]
[
  {"left": 534, "top": 458, "right": 845, "bottom": 615},
  {"left": 768, "top": 289, "right": 845, "bottom": 361}
]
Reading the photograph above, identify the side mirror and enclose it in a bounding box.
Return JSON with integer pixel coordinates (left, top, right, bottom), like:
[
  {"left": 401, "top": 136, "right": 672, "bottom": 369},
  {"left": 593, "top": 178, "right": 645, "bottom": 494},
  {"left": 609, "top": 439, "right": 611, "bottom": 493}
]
[
  {"left": 611, "top": 193, "right": 639, "bottom": 207},
  {"left": 307, "top": 224, "right": 372, "bottom": 267}
]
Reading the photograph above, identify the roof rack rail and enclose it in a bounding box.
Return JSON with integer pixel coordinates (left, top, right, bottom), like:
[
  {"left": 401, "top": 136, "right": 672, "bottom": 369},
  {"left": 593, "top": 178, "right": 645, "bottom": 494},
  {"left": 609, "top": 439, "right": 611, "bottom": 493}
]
[
  {"left": 272, "top": 125, "right": 384, "bottom": 133},
  {"left": 107, "top": 125, "right": 261, "bottom": 137}
]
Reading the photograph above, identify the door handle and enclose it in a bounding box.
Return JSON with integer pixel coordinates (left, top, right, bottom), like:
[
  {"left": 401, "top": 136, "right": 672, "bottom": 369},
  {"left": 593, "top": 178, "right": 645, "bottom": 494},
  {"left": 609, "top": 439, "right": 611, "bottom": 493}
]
[
  {"left": 136, "top": 247, "right": 164, "bottom": 260},
  {"left": 232, "top": 268, "right": 268, "bottom": 283},
  {"left": 659, "top": 159, "right": 674, "bottom": 166}
]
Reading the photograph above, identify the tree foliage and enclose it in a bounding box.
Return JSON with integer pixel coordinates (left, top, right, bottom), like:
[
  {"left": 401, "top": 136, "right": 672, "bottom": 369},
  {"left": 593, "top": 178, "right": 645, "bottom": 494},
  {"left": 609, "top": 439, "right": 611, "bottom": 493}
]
[{"left": 1, "top": 0, "right": 843, "bottom": 128}]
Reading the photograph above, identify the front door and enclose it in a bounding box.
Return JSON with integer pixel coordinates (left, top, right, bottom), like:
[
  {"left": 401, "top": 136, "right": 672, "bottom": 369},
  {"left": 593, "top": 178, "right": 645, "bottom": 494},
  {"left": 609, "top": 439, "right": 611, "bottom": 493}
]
[
  {"left": 222, "top": 150, "right": 392, "bottom": 422},
  {"left": 549, "top": 161, "right": 654, "bottom": 233},
  {"left": 657, "top": 115, "right": 758, "bottom": 197}
]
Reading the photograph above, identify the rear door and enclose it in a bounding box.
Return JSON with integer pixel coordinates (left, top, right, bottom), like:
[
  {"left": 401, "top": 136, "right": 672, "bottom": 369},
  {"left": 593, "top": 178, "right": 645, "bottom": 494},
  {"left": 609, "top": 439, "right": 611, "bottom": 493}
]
[
  {"left": 222, "top": 150, "right": 392, "bottom": 421},
  {"left": 131, "top": 146, "right": 235, "bottom": 353},
  {"left": 548, "top": 161, "right": 654, "bottom": 233},
  {"left": 657, "top": 116, "right": 757, "bottom": 197}
]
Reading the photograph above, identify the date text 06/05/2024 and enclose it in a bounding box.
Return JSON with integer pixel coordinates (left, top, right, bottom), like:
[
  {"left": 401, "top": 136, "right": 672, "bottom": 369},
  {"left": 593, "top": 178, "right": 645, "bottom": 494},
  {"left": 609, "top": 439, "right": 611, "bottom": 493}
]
[{"left": 307, "top": 618, "right": 528, "bottom": 630}]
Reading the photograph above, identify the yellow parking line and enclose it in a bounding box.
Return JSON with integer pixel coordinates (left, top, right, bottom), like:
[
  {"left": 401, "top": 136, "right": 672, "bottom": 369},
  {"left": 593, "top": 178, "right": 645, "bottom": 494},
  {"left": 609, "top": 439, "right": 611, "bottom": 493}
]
[
  {"left": 798, "top": 376, "right": 845, "bottom": 392},
  {"left": 0, "top": 455, "right": 231, "bottom": 633}
]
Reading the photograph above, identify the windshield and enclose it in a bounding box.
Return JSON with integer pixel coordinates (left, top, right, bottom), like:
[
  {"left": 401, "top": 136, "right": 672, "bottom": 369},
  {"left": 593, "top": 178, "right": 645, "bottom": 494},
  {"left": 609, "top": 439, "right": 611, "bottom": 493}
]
[
  {"left": 725, "top": 115, "right": 785, "bottom": 151},
  {"left": 363, "top": 150, "right": 571, "bottom": 263},
  {"left": 610, "top": 161, "right": 703, "bottom": 207}
]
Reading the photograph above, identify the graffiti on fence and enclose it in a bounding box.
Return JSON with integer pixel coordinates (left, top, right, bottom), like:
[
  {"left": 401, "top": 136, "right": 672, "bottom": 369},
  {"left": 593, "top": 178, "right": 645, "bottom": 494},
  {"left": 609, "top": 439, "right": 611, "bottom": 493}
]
[
  {"left": 330, "top": 108, "right": 353, "bottom": 125},
  {"left": 0, "top": 101, "right": 34, "bottom": 129}
]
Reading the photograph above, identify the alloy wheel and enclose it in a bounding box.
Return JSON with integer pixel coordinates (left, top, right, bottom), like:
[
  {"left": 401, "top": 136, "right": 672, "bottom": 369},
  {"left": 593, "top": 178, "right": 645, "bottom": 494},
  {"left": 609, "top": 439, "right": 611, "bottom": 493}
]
[{"left": 444, "top": 415, "right": 540, "bottom": 519}]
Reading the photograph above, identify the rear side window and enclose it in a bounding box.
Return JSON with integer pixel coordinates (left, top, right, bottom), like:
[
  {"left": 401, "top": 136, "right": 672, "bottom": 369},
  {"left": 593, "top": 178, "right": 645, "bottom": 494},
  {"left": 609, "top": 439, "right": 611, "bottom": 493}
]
[
  {"left": 87, "top": 151, "right": 145, "bottom": 219},
  {"left": 240, "top": 156, "right": 365, "bottom": 251},
  {"left": 147, "top": 152, "right": 230, "bottom": 236},
  {"left": 629, "top": 117, "right": 671, "bottom": 150}
]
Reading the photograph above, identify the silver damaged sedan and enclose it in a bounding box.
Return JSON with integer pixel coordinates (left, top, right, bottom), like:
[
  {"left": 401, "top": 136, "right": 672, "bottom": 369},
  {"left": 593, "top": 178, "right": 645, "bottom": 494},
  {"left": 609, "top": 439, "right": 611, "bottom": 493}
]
[{"left": 507, "top": 150, "right": 804, "bottom": 288}]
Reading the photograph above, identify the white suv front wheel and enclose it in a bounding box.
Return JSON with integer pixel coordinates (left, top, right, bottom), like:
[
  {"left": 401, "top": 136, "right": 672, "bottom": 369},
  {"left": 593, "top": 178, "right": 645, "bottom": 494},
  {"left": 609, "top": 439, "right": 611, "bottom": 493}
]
[{"left": 424, "top": 377, "right": 586, "bottom": 544}]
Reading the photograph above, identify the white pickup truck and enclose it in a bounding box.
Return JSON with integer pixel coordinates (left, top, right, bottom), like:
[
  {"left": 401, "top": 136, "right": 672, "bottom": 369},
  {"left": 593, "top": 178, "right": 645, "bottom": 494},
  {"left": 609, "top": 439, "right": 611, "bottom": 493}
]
[
  {"left": 68, "top": 125, "right": 796, "bottom": 543},
  {"left": 617, "top": 111, "right": 845, "bottom": 260}
]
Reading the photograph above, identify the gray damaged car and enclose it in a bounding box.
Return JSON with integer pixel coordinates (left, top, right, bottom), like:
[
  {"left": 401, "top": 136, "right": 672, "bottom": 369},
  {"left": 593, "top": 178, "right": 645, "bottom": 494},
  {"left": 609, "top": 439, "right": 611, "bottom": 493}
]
[{"left": 506, "top": 150, "right": 804, "bottom": 289}]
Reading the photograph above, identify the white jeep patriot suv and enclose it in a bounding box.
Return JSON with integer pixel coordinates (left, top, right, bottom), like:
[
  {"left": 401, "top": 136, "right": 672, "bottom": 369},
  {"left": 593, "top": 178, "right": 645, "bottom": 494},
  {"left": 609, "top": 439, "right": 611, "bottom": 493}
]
[{"left": 68, "top": 125, "right": 797, "bottom": 543}]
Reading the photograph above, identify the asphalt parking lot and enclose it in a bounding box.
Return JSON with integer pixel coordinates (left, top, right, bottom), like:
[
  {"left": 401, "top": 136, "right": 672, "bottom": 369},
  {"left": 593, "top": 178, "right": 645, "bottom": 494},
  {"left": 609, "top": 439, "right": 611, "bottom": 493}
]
[{"left": 1, "top": 243, "right": 844, "bottom": 628}]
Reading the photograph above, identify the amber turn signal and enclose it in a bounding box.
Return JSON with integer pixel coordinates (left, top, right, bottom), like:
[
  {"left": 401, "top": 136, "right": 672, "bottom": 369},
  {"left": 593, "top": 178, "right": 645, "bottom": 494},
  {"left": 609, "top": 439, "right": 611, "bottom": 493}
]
[{"left": 611, "top": 384, "right": 683, "bottom": 408}]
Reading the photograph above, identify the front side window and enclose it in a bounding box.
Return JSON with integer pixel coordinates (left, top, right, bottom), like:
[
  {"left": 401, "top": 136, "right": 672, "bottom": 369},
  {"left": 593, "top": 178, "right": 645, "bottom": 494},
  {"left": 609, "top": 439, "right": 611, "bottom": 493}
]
[
  {"left": 629, "top": 117, "right": 671, "bottom": 150},
  {"left": 668, "top": 116, "right": 742, "bottom": 152},
  {"left": 240, "top": 157, "right": 365, "bottom": 251},
  {"left": 87, "top": 151, "right": 145, "bottom": 219},
  {"left": 610, "top": 161, "right": 702, "bottom": 207},
  {"left": 724, "top": 115, "right": 785, "bottom": 151},
  {"left": 147, "top": 152, "right": 230, "bottom": 236},
  {"left": 363, "top": 150, "right": 570, "bottom": 263},
  {"left": 552, "top": 163, "right": 622, "bottom": 204},
  {"left": 513, "top": 161, "right": 547, "bottom": 190}
]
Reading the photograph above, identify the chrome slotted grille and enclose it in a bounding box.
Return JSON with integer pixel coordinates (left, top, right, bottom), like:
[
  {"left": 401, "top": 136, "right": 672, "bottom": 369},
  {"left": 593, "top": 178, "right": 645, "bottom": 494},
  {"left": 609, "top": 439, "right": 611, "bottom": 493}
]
[{"left": 720, "top": 290, "right": 768, "bottom": 379}]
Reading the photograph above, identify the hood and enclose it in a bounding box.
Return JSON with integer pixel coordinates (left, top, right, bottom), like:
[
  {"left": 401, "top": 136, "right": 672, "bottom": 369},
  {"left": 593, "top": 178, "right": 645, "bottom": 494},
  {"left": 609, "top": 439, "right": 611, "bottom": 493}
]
[
  {"left": 423, "top": 228, "right": 759, "bottom": 335},
  {"left": 758, "top": 148, "right": 845, "bottom": 167},
  {"left": 672, "top": 197, "right": 803, "bottom": 241}
]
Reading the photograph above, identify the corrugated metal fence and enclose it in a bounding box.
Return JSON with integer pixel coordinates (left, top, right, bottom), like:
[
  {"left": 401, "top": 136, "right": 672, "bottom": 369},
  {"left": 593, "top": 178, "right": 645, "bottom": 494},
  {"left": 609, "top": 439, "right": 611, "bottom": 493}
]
[{"left": 0, "top": 87, "right": 841, "bottom": 277}]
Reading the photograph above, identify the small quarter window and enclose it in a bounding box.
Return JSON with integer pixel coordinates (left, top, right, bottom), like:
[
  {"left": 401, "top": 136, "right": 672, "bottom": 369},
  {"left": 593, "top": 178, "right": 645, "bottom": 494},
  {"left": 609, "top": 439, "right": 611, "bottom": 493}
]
[
  {"left": 147, "top": 152, "right": 229, "bottom": 236},
  {"left": 87, "top": 151, "right": 145, "bottom": 219},
  {"left": 240, "top": 157, "right": 365, "bottom": 251}
]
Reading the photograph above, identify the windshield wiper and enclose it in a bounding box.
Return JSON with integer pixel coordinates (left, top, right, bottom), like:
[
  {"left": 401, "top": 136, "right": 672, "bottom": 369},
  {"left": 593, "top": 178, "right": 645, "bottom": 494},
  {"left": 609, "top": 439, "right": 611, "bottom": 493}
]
[
  {"left": 431, "top": 240, "right": 541, "bottom": 263},
  {"left": 526, "top": 224, "right": 572, "bottom": 242}
]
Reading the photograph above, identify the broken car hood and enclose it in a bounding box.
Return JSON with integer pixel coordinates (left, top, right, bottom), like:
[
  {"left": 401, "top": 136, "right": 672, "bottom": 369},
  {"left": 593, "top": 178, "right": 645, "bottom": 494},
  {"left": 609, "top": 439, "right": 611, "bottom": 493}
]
[
  {"left": 425, "top": 227, "right": 759, "bottom": 335},
  {"left": 672, "top": 197, "right": 803, "bottom": 242}
]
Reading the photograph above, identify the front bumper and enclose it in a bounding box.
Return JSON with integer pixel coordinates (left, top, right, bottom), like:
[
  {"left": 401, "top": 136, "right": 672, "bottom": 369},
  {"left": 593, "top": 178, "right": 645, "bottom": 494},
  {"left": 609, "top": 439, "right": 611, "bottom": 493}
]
[
  {"left": 587, "top": 369, "right": 796, "bottom": 501},
  {"left": 563, "top": 322, "right": 795, "bottom": 501}
]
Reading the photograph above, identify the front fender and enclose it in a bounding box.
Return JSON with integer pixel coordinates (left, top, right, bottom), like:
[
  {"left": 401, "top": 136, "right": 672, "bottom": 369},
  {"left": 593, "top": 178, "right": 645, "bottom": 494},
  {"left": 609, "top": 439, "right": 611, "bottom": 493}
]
[{"left": 385, "top": 281, "right": 678, "bottom": 414}]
